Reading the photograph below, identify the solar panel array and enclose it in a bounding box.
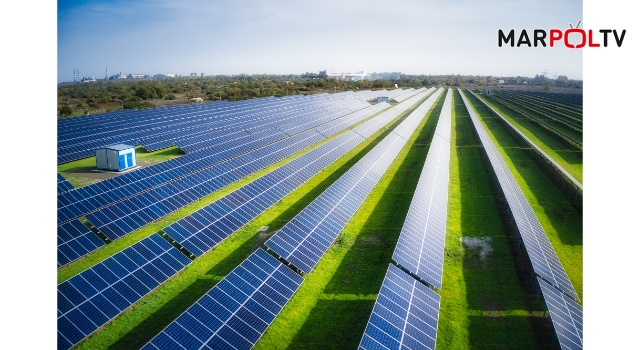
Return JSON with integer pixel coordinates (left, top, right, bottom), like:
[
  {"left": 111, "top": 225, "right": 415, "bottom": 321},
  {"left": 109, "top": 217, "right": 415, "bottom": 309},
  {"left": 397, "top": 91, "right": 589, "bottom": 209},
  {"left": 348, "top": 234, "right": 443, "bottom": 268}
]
[
  {"left": 537, "top": 277, "right": 583, "bottom": 350},
  {"left": 459, "top": 90, "right": 579, "bottom": 303},
  {"left": 57, "top": 234, "right": 191, "bottom": 350},
  {"left": 359, "top": 264, "right": 441, "bottom": 350},
  {"left": 57, "top": 89, "right": 405, "bottom": 163},
  {"left": 80, "top": 99, "right": 397, "bottom": 241},
  {"left": 392, "top": 89, "right": 452, "bottom": 290},
  {"left": 142, "top": 248, "right": 303, "bottom": 350},
  {"left": 57, "top": 173, "right": 74, "bottom": 194},
  {"left": 58, "top": 97, "right": 385, "bottom": 225},
  {"left": 58, "top": 219, "right": 105, "bottom": 268},
  {"left": 265, "top": 88, "right": 443, "bottom": 274},
  {"left": 161, "top": 88, "right": 433, "bottom": 258}
]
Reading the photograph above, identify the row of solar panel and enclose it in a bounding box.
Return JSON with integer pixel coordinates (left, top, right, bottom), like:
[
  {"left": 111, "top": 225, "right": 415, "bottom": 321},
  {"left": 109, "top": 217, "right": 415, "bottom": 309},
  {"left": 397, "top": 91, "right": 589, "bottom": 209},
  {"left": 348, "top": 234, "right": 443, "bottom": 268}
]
[
  {"left": 359, "top": 89, "right": 451, "bottom": 350},
  {"left": 57, "top": 219, "right": 105, "bottom": 268},
  {"left": 58, "top": 91, "right": 376, "bottom": 163},
  {"left": 139, "top": 89, "right": 429, "bottom": 350},
  {"left": 57, "top": 100, "right": 385, "bottom": 224},
  {"left": 57, "top": 128, "right": 290, "bottom": 224},
  {"left": 57, "top": 173, "right": 74, "bottom": 194},
  {"left": 392, "top": 89, "right": 452, "bottom": 290},
  {"left": 57, "top": 234, "right": 192, "bottom": 350},
  {"left": 58, "top": 95, "right": 294, "bottom": 146},
  {"left": 460, "top": 90, "right": 579, "bottom": 302},
  {"left": 498, "top": 90, "right": 582, "bottom": 121},
  {"left": 265, "top": 88, "right": 439, "bottom": 274},
  {"left": 359, "top": 264, "right": 441, "bottom": 350},
  {"left": 57, "top": 93, "right": 340, "bottom": 162},
  {"left": 56, "top": 99, "right": 399, "bottom": 267},
  {"left": 141, "top": 98, "right": 370, "bottom": 152},
  {"left": 85, "top": 130, "right": 325, "bottom": 241},
  {"left": 159, "top": 88, "right": 430, "bottom": 259},
  {"left": 58, "top": 89, "right": 406, "bottom": 159},
  {"left": 58, "top": 88, "right": 428, "bottom": 349},
  {"left": 142, "top": 248, "right": 302, "bottom": 350},
  {"left": 165, "top": 132, "right": 364, "bottom": 257},
  {"left": 460, "top": 90, "right": 583, "bottom": 349}
]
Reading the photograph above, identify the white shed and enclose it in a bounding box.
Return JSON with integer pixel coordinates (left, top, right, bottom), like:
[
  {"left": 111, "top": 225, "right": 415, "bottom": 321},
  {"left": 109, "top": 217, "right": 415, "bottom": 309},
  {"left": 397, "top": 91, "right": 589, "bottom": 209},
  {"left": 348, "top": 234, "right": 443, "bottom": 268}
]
[
  {"left": 96, "top": 144, "right": 137, "bottom": 171},
  {"left": 376, "top": 96, "right": 390, "bottom": 103}
]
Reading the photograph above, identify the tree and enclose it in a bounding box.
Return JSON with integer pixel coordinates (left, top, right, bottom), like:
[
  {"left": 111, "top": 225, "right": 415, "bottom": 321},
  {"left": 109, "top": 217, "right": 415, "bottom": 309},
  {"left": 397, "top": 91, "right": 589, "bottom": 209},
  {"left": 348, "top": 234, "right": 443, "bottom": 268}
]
[{"left": 60, "top": 105, "right": 73, "bottom": 117}]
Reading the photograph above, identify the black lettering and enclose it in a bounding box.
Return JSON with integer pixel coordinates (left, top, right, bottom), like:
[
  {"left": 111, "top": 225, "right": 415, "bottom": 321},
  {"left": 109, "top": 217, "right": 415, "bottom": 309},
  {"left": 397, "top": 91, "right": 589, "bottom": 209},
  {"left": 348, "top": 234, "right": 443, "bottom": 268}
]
[
  {"left": 534, "top": 29, "right": 547, "bottom": 47},
  {"left": 613, "top": 29, "right": 626, "bottom": 47},
  {"left": 499, "top": 29, "right": 515, "bottom": 47},
  {"left": 517, "top": 30, "right": 531, "bottom": 47},
  {"left": 599, "top": 29, "right": 612, "bottom": 47}
]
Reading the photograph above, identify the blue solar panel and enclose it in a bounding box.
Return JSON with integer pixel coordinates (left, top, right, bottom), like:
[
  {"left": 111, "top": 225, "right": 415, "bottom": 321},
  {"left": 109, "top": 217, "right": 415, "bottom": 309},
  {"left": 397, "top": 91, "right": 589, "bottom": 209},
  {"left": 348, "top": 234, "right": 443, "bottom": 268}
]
[
  {"left": 392, "top": 89, "right": 452, "bottom": 289},
  {"left": 57, "top": 173, "right": 74, "bottom": 194},
  {"left": 58, "top": 98, "right": 379, "bottom": 226},
  {"left": 57, "top": 219, "right": 105, "bottom": 268},
  {"left": 142, "top": 249, "right": 303, "bottom": 350},
  {"left": 265, "top": 89, "right": 441, "bottom": 274},
  {"left": 57, "top": 234, "right": 191, "bottom": 350},
  {"left": 359, "top": 264, "right": 440, "bottom": 350},
  {"left": 57, "top": 92, "right": 373, "bottom": 164},
  {"left": 538, "top": 278, "right": 583, "bottom": 350},
  {"left": 460, "top": 90, "right": 580, "bottom": 302}
]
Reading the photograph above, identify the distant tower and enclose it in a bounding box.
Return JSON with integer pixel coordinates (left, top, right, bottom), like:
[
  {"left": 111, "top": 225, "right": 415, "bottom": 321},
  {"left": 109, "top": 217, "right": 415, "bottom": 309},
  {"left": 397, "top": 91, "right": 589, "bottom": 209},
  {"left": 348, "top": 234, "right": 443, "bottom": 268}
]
[
  {"left": 73, "top": 69, "right": 76, "bottom": 82},
  {"left": 105, "top": 67, "right": 108, "bottom": 80}
]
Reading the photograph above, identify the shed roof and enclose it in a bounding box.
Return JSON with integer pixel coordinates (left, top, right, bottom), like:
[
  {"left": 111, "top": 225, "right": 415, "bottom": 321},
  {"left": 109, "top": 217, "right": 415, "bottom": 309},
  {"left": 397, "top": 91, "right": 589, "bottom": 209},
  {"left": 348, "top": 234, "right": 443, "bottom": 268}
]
[{"left": 97, "top": 144, "right": 135, "bottom": 151}]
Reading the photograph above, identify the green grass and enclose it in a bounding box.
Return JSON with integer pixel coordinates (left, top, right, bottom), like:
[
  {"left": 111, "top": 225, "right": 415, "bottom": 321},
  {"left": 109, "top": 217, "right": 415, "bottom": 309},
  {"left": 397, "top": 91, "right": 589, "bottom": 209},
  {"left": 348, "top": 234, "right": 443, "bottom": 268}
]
[
  {"left": 72, "top": 91, "right": 435, "bottom": 349},
  {"left": 57, "top": 146, "right": 183, "bottom": 188},
  {"left": 462, "top": 90, "right": 583, "bottom": 301},
  {"left": 437, "top": 90, "right": 553, "bottom": 349},
  {"left": 474, "top": 93, "right": 583, "bottom": 183},
  {"left": 255, "top": 89, "right": 447, "bottom": 349}
]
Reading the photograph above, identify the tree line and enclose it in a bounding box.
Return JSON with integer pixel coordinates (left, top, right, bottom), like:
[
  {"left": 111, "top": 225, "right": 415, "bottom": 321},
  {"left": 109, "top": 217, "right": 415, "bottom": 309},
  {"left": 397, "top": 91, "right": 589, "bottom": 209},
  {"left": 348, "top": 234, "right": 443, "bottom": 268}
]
[{"left": 57, "top": 74, "right": 582, "bottom": 117}]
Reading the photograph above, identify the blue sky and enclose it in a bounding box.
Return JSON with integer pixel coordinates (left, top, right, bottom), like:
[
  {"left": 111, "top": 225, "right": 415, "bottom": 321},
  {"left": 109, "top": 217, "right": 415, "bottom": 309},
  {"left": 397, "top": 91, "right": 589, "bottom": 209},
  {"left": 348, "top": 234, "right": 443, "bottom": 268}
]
[{"left": 58, "top": 0, "right": 583, "bottom": 82}]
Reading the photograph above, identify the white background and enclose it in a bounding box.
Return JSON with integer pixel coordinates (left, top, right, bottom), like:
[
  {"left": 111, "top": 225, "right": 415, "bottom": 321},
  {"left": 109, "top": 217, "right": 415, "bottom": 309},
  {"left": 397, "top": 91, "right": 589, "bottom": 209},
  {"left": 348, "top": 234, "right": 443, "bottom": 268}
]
[{"left": 0, "top": 0, "right": 635, "bottom": 347}]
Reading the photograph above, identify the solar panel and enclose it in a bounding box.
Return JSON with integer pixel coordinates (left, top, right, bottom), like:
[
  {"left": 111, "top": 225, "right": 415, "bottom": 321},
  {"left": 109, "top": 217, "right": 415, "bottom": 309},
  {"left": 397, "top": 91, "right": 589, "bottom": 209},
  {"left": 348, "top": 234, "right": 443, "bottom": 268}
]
[
  {"left": 57, "top": 234, "right": 191, "bottom": 350},
  {"left": 392, "top": 89, "right": 452, "bottom": 289},
  {"left": 57, "top": 98, "right": 386, "bottom": 226},
  {"left": 58, "top": 219, "right": 106, "bottom": 268},
  {"left": 459, "top": 90, "right": 579, "bottom": 302},
  {"left": 57, "top": 173, "right": 75, "bottom": 194},
  {"left": 265, "top": 89, "right": 442, "bottom": 274},
  {"left": 57, "top": 91, "right": 375, "bottom": 163},
  {"left": 359, "top": 264, "right": 440, "bottom": 350},
  {"left": 538, "top": 278, "right": 583, "bottom": 350},
  {"left": 141, "top": 248, "right": 303, "bottom": 350}
]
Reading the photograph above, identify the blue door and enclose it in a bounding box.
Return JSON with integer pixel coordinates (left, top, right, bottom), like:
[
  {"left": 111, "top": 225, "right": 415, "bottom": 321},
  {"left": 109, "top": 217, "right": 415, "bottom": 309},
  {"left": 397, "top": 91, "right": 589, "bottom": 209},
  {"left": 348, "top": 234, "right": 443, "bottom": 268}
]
[
  {"left": 119, "top": 154, "right": 125, "bottom": 170},
  {"left": 126, "top": 153, "right": 133, "bottom": 168}
]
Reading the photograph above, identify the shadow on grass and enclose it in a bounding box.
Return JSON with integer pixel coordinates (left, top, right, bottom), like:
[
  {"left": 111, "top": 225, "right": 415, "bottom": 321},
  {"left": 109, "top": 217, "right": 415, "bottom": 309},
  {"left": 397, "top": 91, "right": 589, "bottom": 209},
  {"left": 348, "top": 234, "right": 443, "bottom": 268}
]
[
  {"left": 286, "top": 299, "right": 375, "bottom": 350},
  {"left": 456, "top": 90, "right": 552, "bottom": 349}
]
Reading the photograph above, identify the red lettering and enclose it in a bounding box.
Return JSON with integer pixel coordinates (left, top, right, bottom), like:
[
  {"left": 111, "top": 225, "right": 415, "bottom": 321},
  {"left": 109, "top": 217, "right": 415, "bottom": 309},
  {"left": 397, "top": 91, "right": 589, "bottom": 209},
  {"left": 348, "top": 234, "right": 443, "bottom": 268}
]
[
  {"left": 565, "top": 28, "right": 586, "bottom": 48},
  {"left": 588, "top": 29, "right": 600, "bottom": 47},
  {"left": 550, "top": 29, "right": 562, "bottom": 47}
]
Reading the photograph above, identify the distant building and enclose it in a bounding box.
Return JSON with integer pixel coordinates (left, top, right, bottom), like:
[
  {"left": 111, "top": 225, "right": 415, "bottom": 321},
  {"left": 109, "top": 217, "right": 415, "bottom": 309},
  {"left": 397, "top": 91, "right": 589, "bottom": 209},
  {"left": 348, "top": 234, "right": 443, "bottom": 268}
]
[
  {"left": 154, "top": 73, "right": 166, "bottom": 78},
  {"left": 326, "top": 70, "right": 368, "bottom": 81},
  {"left": 128, "top": 74, "right": 146, "bottom": 79},
  {"left": 188, "top": 97, "right": 204, "bottom": 104},
  {"left": 166, "top": 73, "right": 177, "bottom": 78},
  {"left": 190, "top": 73, "right": 198, "bottom": 77},
  {"left": 201, "top": 73, "right": 205, "bottom": 77},
  {"left": 485, "top": 89, "right": 491, "bottom": 94},
  {"left": 109, "top": 72, "right": 127, "bottom": 80},
  {"left": 376, "top": 96, "right": 389, "bottom": 103}
]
